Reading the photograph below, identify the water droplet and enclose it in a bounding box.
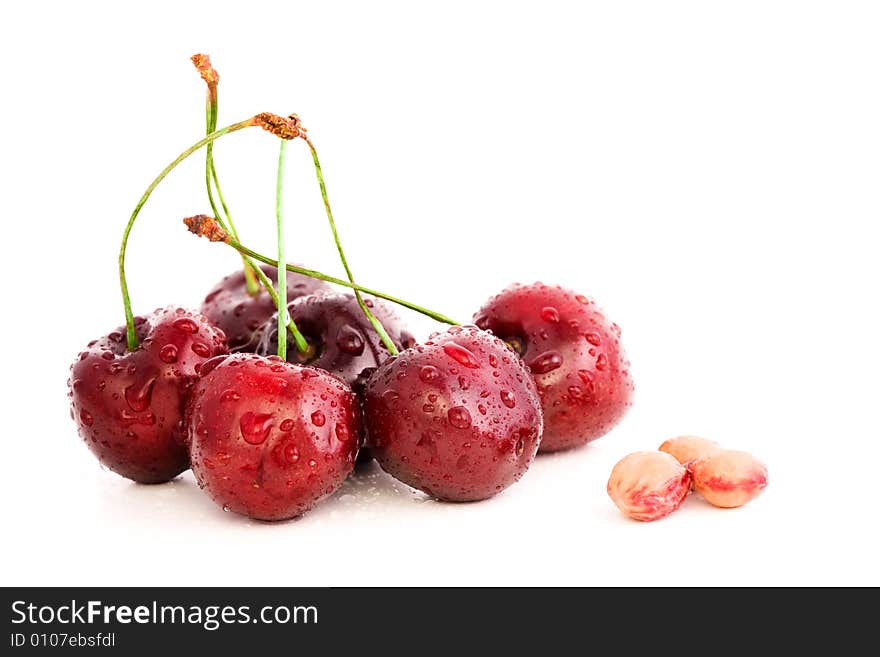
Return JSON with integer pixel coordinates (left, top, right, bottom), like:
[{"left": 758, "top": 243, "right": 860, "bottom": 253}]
[
  {"left": 540, "top": 306, "right": 560, "bottom": 323},
  {"left": 191, "top": 342, "right": 211, "bottom": 358},
  {"left": 108, "top": 332, "right": 123, "bottom": 343},
  {"left": 419, "top": 365, "right": 441, "bottom": 383},
  {"left": 458, "top": 376, "right": 470, "bottom": 390},
  {"left": 529, "top": 350, "right": 563, "bottom": 374},
  {"left": 101, "top": 351, "right": 115, "bottom": 361},
  {"left": 515, "top": 435, "right": 525, "bottom": 457},
  {"left": 239, "top": 411, "right": 274, "bottom": 445},
  {"left": 443, "top": 342, "right": 480, "bottom": 368},
  {"left": 577, "top": 370, "right": 595, "bottom": 390},
  {"left": 612, "top": 323, "right": 622, "bottom": 337},
  {"left": 448, "top": 406, "right": 472, "bottom": 429},
  {"left": 422, "top": 404, "right": 435, "bottom": 413},
  {"left": 308, "top": 459, "right": 318, "bottom": 468},
  {"left": 124, "top": 375, "right": 157, "bottom": 412},
  {"left": 120, "top": 409, "right": 156, "bottom": 426},
  {"left": 220, "top": 389, "right": 241, "bottom": 403},
  {"left": 172, "top": 317, "right": 199, "bottom": 334},
  {"left": 336, "top": 324, "right": 365, "bottom": 355},
  {"left": 575, "top": 294, "right": 590, "bottom": 304},
  {"left": 158, "top": 344, "right": 178, "bottom": 364},
  {"left": 79, "top": 409, "right": 93, "bottom": 426},
  {"left": 280, "top": 419, "right": 294, "bottom": 431},
  {"left": 488, "top": 354, "right": 498, "bottom": 368},
  {"left": 500, "top": 390, "right": 516, "bottom": 408},
  {"left": 478, "top": 404, "right": 487, "bottom": 415},
  {"left": 584, "top": 332, "right": 601, "bottom": 346},
  {"left": 382, "top": 389, "right": 400, "bottom": 408},
  {"left": 595, "top": 353, "right": 608, "bottom": 371},
  {"left": 335, "top": 423, "right": 350, "bottom": 441},
  {"left": 311, "top": 410, "right": 326, "bottom": 427},
  {"left": 568, "top": 385, "right": 586, "bottom": 400}
]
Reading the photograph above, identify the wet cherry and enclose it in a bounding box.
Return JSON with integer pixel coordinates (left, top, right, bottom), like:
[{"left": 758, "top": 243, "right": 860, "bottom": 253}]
[
  {"left": 200, "top": 264, "right": 330, "bottom": 350},
  {"left": 185, "top": 353, "right": 360, "bottom": 520},
  {"left": 474, "top": 283, "right": 633, "bottom": 452},
  {"left": 67, "top": 307, "right": 227, "bottom": 483},
  {"left": 363, "top": 326, "right": 543, "bottom": 501},
  {"left": 252, "top": 292, "right": 415, "bottom": 395}
]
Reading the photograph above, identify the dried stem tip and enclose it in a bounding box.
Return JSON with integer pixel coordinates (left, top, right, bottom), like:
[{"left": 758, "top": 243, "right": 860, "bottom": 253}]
[
  {"left": 184, "top": 214, "right": 228, "bottom": 242},
  {"left": 191, "top": 53, "right": 219, "bottom": 86},
  {"left": 254, "top": 113, "right": 307, "bottom": 140}
]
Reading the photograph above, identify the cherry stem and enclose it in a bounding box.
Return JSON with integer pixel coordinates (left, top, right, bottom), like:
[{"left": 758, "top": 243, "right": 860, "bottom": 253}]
[
  {"left": 273, "top": 140, "right": 310, "bottom": 357},
  {"left": 195, "top": 60, "right": 259, "bottom": 296},
  {"left": 119, "top": 118, "right": 257, "bottom": 351},
  {"left": 194, "top": 57, "right": 305, "bottom": 339},
  {"left": 304, "top": 137, "right": 399, "bottom": 356},
  {"left": 222, "top": 239, "right": 461, "bottom": 326},
  {"left": 275, "top": 141, "right": 289, "bottom": 359}
]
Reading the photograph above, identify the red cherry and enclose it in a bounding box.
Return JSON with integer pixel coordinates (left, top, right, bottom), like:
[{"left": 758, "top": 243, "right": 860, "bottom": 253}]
[
  {"left": 200, "top": 264, "right": 330, "bottom": 350},
  {"left": 67, "top": 307, "right": 227, "bottom": 483},
  {"left": 363, "top": 326, "right": 543, "bottom": 501},
  {"left": 253, "top": 293, "right": 415, "bottom": 394},
  {"left": 185, "top": 353, "right": 359, "bottom": 520},
  {"left": 474, "top": 283, "right": 633, "bottom": 452}
]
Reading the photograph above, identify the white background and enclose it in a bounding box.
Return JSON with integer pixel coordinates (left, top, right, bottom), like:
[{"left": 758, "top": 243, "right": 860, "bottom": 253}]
[{"left": 1, "top": 1, "right": 878, "bottom": 586}]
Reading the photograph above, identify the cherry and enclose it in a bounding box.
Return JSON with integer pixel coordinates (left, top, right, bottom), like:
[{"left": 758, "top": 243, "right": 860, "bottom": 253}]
[
  {"left": 200, "top": 264, "right": 330, "bottom": 350},
  {"left": 474, "top": 283, "right": 633, "bottom": 452},
  {"left": 362, "top": 326, "right": 543, "bottom": 501},
  {"left": 253, "top": 292, "right": 415, "bottom": 394},
  {"left": 68, "top": 307, "right": 227, "bottom": 483},
  {"left": 185, "top": 353, "right": 359, "bottom": 520}
]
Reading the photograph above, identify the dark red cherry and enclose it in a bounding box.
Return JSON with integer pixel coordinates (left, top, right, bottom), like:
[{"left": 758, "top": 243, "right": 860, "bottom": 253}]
[
  {"left": 474, "top": 283, "right": 633, "bottom": 452},
  {"left": 185, "top": 353, "right": 359, "bottom": 520},
  {"left": 67, "top": 307, "right": 228, "bottom": 483},
  {"left": 201, "top": 264, "right": 330, "bottom": 350},
  {"left": 362, "top": 326, "right": 543, "bottom": 501},
  {"left": 252, "top": 292, "right": 415, "bottom": 394}
]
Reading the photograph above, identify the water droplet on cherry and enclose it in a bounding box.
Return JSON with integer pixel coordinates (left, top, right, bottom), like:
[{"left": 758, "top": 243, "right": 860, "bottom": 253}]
[
  {"left": 124, "top": 375, "right": 157, "bottom": 412},
  {"left": 220, "top": 389, "right": 241, "bottom": 403},
  {"left": 158, "top": 344, "right": 178, "bottom": 364},
  {"left": 443, "top": 342, "right": 481, "bottom": 369},
  {"left": 529, "top": 350, "right": 563, "bottom": 374},
  {"left": 172, "top": 317, "right": 199, "bottom": 334},
  {"left": 448, "top": 406, "right": 472, "bottom": 429},
  {"left": 239, "top": 412, "right": 274, "bottom": 445},
  {"left": 419, "top": 365, "right": 441, "bottom": 383},
  {"left": 500, "top": 390, "right": 516, "bottom": 408},
  {"left": 334, "top": 324, "right": 365, "bottom": 356},
  {"left": 191, "top": 342, "right": 211, "bottom": 357}
]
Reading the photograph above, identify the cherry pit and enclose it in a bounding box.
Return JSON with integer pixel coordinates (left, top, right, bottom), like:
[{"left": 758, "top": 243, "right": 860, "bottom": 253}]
[{"left": 67, "top": 54, "right": 766, "bottom": 522}]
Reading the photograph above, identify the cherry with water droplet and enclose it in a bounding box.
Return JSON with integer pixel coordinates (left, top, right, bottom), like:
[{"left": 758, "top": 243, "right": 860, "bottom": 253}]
[
  {"left": 200, "top": 264, "right": 330, "bottom": 350},
  {"left": 252, "top": 293, "right": 415, "bottom": 395},
  {"left": 185, "top": 353, "right": 359, "bottom": 520},
  {"left": 68, "top": 307, "right": 227, "bottom": 483},
  {"left": 363, "top": 326, "right": 543, "bottom": 501},
  {"left": 474, "top": 283, "right": 633, "bottom": 452}
]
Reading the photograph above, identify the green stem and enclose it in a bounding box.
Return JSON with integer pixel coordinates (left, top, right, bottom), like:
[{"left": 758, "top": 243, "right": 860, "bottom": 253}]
[
  {"left": 204, "top": 91, "right": 258, "bottom": 295},
  {"left": 119, "top": 119, "right": 256, "bottom": 351},
  {"left": 273, "top": 140, "right": 310, "bottom": 357},
  {"left": 305, "top": 138, "right": 398, "bottom": 356},
  {"left": 225, "top": 239, "right": 460, "bottom": 326}
]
